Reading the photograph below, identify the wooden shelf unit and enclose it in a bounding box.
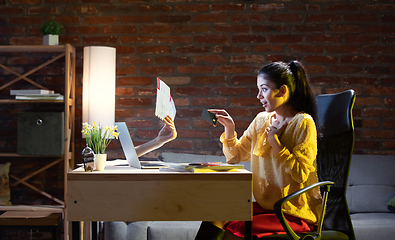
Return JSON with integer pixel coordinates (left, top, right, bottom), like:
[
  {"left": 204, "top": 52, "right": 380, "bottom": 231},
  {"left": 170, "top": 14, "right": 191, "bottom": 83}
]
[{"left": 0, "top": 44, "right": 76, "bottom": 240}]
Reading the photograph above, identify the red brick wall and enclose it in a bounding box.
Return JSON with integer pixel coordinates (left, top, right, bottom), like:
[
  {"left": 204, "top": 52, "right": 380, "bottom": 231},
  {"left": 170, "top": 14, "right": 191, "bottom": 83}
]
[{"left": 1, "top": 1, "right": 395, "bottom": 164}]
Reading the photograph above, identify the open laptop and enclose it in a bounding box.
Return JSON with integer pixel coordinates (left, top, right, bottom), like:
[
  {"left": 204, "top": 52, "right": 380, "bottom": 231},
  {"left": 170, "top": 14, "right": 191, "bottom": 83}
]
[{"left": 115, "top": 122, "right": 168, "bottom": 169}]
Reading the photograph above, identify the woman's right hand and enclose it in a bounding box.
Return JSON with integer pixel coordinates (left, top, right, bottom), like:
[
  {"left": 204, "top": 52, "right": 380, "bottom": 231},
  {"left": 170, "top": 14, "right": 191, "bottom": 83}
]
[{"left": 208, "top": 109, "right": 235, "bottom": 139}]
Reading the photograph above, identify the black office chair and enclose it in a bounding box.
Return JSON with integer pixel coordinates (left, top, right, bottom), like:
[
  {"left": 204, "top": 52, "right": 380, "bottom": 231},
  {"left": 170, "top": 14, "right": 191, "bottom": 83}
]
[{"left": 261, "top": 90, "right": 356, "bottom": 240}]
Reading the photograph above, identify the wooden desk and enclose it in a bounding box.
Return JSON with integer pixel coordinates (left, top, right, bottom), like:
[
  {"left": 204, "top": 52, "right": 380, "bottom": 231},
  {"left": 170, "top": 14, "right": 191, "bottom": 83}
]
[{"left": 67, "top": 161, "right": 252, "bottom": 239}]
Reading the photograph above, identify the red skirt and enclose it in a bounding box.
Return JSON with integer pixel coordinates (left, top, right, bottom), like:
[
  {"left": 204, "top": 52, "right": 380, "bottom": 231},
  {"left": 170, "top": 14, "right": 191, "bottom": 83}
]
[{"left": 224, "top": 202, "right": 315, "bottom": 239}]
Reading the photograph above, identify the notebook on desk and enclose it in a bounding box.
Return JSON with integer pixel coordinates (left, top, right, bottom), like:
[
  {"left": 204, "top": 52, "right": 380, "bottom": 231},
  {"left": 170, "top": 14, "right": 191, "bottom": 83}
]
[{"left": 115, "top": 122, "right": 168, "bottom": 169}]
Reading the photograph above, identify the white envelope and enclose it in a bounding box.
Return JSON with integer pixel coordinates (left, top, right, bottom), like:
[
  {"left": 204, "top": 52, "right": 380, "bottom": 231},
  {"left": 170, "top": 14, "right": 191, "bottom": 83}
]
[{"left": 155, "top": 78, "right": 176, "bottom": 120}]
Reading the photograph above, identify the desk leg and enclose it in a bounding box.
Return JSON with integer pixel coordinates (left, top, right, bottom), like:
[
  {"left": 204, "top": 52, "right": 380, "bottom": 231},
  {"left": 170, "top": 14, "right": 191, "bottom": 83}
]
[
  {"left": 91, "top": 221, "right": 98, "bottom": 240},
  {"left": 83, "top": 221, "right": 91, "bottom": 240},
  {"left": 244, "top": 221, "right": 252, "bottom": 240},
  {"left": 71, "top": 222, "right": 80, "bottom": 240},
  {"left": 70, "top": 221, "right": 96, "bottom": 240}
]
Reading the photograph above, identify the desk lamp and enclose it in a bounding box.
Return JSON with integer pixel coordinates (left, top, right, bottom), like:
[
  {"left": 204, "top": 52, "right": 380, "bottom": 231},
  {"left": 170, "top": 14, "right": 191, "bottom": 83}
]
[{"left": 82, "top": 46, "right": 116, "bottom": 128}]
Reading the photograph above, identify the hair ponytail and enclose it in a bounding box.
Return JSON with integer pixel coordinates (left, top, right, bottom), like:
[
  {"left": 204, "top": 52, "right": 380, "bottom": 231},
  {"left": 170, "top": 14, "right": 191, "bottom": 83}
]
[
  {"left": 288, "top": 61, "right": 320, "bottom": 135},
  {"left": 288, "top": 61, "right": 317, "bottom": 116}
]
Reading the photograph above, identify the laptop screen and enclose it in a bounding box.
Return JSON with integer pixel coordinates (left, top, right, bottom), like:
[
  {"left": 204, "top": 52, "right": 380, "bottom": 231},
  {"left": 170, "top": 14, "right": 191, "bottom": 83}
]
[{"left": 115, "top": 122, "right": 141, "bottom": 169}]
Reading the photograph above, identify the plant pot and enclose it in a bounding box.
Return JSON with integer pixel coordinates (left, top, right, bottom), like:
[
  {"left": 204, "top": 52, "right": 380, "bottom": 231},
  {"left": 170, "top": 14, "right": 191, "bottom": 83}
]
[
  {"left": 43, "top": 34, "right": 59, "bottom": 45},
  {"left": 94, "top": 153, "right": 107, "bottom": 171}
]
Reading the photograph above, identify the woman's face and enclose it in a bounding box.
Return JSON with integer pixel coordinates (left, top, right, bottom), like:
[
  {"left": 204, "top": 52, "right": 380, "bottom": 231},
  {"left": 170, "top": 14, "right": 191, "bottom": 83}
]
[{"left": 256, "top": 75, "right": 285, "bottom": 112}]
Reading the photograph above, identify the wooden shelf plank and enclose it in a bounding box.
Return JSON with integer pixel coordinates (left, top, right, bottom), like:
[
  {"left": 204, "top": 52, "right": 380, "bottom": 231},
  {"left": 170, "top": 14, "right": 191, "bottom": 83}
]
[
  {"left": 0, "top": 153, "right": 64, "bottom": 157},
  {"left": 0, "top": 99, "right": 64, "bottom": 103},
  {"left": 0, "top": 45, "right": 66, "bottom": 53},
  {"left": 0, "top": 205, "right": 64, "bottom": 212}
]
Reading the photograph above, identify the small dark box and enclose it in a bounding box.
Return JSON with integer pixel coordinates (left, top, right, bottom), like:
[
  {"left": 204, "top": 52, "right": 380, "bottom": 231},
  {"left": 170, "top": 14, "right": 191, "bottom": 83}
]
[{"left": 17, "top": 112, "right": 64, "bottom": 156}]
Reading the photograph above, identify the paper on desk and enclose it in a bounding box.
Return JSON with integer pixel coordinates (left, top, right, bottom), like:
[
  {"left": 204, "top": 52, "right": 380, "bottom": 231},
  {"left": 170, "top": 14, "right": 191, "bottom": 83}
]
[{"left": 155, "top": 78, "right": 176, "bottom": 120}]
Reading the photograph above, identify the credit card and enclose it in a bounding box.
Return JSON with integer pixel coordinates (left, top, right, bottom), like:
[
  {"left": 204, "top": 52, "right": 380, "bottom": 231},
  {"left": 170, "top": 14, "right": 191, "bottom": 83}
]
[{"left": 201, "top": 109, "right": 217, "bottom": 125}]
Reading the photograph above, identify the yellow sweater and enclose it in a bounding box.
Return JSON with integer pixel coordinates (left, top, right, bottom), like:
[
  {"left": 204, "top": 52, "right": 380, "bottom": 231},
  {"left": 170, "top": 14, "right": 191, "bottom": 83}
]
[{"left": 220, "top": 112, "right": 323, "bottom": 224}]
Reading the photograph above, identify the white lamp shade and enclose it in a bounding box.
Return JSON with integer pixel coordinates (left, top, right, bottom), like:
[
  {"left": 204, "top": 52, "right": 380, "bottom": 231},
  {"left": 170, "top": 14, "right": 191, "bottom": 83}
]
[{"left": 83, "top": 46, "right": 116, "bottom": 127}]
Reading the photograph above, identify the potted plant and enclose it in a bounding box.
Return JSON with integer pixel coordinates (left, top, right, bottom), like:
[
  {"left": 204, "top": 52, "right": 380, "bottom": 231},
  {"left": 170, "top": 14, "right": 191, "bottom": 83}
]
[
  {"left": 40, "top": 18, "right": 64, "bottom": 45},
  {"left": 81, "top": 122, "right": 119, "bottom": 171}
]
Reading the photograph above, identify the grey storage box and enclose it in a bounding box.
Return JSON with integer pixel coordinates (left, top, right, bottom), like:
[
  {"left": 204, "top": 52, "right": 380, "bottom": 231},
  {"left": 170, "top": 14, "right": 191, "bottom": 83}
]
[{"left": 17, "top": 112, "right": 64, "bottom": 156}]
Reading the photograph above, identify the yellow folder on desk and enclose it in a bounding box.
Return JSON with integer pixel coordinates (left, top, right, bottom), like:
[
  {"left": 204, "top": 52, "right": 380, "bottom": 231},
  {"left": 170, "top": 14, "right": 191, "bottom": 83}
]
[{"left": 185, "top": 164, "right": 244, "bottom": 173}]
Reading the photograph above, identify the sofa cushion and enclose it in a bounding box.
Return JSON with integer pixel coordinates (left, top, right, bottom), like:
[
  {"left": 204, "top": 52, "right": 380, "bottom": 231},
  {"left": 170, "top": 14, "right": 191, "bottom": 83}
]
[
  {"left": 104, "top": 221, "right": 128, "bottom": 240},
  {"left": 351, "top": 213, "right": 395, "bottom": 240},
  {"left": 347, "top": 154, "right": 395, "bottom": 213},
  {"left": 127, "top": 222, "right": 152, "bottom": 240},
  {"left": 105, "top": 221, "right": 154, "bottom": 240},
  {"left": 147, "top": 221, "right": 200, "bottom": 240},
  {"left": 347, "top": 185, "right": 395, "bottom": 213},
  {"left": 347, "top": 155, "right": 395, "bottom": 186}
]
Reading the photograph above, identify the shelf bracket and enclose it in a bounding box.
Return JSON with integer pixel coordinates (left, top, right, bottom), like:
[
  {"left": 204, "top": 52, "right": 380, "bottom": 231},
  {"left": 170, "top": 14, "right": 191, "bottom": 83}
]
[
  {"left": 11, "top": 157, "right": 63, "bottom": 187},
  {"left": 9, "top": 173, "right": 64, "bottom": 205},
  {"left": 0, "top": 52, "right": 65, "bottom": 91}
]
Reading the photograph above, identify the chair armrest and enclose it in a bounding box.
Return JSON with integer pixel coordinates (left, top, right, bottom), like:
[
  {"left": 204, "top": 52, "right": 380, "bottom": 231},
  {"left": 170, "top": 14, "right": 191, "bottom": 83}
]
[{"left": 273, "top": 181, "right": 334, "bottom": 240}]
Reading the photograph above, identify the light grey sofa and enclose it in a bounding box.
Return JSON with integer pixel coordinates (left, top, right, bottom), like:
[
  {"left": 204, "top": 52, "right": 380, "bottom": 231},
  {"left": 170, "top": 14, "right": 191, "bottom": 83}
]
[
  {"left": 103, "top": 220, "right": 201, "bottom": 240},
  {"left": 346, "top": 154, "right": 395, "bottom": 240},
  {"left": 104, "top": 154, "right": 395, "bottom": 240}
]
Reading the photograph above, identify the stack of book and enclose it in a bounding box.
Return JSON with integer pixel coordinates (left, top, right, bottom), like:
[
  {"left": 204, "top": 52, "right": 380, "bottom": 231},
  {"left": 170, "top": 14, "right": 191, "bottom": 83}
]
[{"left": 10, "top": 89, "right": 64, "bottom": 100}]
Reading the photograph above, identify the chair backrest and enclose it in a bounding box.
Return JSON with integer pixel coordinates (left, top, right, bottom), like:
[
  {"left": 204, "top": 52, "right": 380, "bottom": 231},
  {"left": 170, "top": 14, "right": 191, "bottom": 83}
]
[{"left": 315, "top": 89, "right": 356, "bottom": 240}]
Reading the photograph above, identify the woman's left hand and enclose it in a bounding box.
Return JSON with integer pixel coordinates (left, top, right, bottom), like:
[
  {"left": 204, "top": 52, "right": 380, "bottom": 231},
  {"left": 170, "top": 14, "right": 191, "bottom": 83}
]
[
  {"left": 266, "top": 119, "right": 288, "bottom": 139},
  {"left": 157, "top": 115, "right": 177, "bottom": 144},
  {"left": 265, "top": 119, "right": 288, "bottom": 154}
]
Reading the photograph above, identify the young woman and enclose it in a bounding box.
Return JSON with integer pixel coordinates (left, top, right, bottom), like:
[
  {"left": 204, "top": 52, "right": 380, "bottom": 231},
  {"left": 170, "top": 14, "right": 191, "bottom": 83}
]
[
  {"left": 135, "top": 115, "right": 177, "bottom": 157},
  {"left": 195, "top": 61, "right": 323, "bottom": 240}
]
